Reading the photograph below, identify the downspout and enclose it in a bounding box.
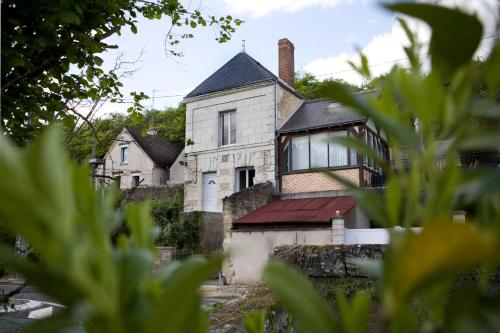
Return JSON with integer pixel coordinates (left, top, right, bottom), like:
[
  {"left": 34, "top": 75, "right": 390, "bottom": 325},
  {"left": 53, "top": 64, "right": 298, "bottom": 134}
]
[
  {"left": 191, "top": 103, "right": 198, "bottom": 184},
  {"left": 274, "top": 81, "right": 280, "bottom": 193}
]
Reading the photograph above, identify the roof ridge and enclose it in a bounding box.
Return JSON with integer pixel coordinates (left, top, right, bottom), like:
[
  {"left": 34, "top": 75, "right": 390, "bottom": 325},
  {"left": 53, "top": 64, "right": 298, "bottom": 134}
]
[
  {"left": 184, "top": 51, "right": 303, "bottom": 99},
  {"left": 352, "top": 89, "right": 379, "bottom": 96},
  {"left": 185, "top": 52, "right": 245, "bottom": 99},
  {"left": 303, "top": 99, "right": 331, "bottom": 103},
  {"left": 125, "top": 127, "right": 182, "bottom": 168}
]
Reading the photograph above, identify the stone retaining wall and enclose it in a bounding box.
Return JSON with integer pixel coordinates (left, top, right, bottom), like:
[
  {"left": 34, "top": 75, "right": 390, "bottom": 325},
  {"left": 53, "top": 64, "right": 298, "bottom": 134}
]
[
  {"left": 154, "top": 246, "right": 175, "bottom": 268},
  {"left": 270, "top": 244, "right": 386, "bottom": 278},
  {"left": 222, "top": 182, "right": 275, "bottom": 235},
  {"left": 120, "top": 185, "right": 183, "bottom": 203}
]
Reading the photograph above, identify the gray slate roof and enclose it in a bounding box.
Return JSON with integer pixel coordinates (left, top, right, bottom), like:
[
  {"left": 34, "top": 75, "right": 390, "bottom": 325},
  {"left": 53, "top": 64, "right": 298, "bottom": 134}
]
[
  {"left": 127, "top": 128, "right": 182, "bottom": 169},
  {"left": 185, "top": 52, "right": 302, "bottom": 99},
  {"left": 279, "top": 91, "right": 377, "bottom": 133}
]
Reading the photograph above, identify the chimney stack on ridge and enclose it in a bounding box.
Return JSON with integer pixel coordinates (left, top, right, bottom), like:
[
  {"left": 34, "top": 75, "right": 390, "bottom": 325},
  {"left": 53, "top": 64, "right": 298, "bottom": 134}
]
[{"left": 278, "top": 38, "right": 295, "bottom": 87}]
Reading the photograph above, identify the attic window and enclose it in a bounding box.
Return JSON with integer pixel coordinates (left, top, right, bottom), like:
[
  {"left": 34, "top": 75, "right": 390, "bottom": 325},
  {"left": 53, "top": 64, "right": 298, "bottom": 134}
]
[{"left": 120, "top": 146, "right": 128, "bottom": 164}]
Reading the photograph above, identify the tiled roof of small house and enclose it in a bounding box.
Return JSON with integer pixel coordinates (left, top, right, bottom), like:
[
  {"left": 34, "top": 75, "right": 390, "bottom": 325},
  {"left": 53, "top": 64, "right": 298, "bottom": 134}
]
[
  {"left": 185, "top": 52, "right": 302, "bottom": 99},
  {"left": 234, "top": 196, "right": 356, "bottom": 225},
  {"left": 127, "top": 128, "right": 182, "bottom": 169},
  {"left": 279, "top": 91, "right": 378, "bottom": 133}
]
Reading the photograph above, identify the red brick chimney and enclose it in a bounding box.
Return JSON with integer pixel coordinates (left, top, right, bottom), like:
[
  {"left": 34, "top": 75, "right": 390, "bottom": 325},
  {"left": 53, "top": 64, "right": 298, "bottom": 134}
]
[{"left": 278, "top": 38, "right": 295, "bottom": 87}]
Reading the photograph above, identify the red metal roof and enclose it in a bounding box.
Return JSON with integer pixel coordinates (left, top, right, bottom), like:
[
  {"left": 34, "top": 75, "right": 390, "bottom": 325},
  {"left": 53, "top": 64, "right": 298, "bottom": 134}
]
[{"left": 234, "top": 196, "right": 356, "bottom": 224}]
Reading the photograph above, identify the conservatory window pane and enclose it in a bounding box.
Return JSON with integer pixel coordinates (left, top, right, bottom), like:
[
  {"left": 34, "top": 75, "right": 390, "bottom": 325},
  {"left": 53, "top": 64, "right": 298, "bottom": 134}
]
[
  {"left": 329, "top": 131, "right": 348, "bottom": 167},
  {"left": 292, "top": 136, "right": 309, "bottom": 170},
  {"left": 350, "top": 147, "right": 357, "bottom": 165},
  {"left": 310, "top": 133, "right": 328, "bottom": 168}
]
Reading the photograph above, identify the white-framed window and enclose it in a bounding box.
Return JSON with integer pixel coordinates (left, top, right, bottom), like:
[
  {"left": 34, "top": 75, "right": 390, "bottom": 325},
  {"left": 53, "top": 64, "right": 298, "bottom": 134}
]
[
  {"left": 131, "top": 173, "right": 140, "bottom": 187},
  {"left": 220, "top": 111, "right": 236, "bottom": 146},
  {"left": 236, "top": 168, "right": 255, "bottom": 191},
  {"left": 120, "top": 145, "right": 128, "bottom": 164}
]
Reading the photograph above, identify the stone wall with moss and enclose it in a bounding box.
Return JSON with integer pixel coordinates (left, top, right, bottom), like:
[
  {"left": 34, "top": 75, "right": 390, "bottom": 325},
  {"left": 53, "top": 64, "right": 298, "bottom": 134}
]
[
  {"left": 119, "top": 184, "right": 183, "bottom": 203},
  {"left": 270, "top": 244, "right": 385, "bottom": 278}
]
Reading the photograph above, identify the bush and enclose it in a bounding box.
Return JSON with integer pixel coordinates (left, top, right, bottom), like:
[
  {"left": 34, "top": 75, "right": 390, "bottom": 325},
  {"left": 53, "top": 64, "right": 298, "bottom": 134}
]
[
  {"left": 167, "top": 212, "right": 202, "bottom": 252},
  {"left": 0, "top": 227, "right": 17, "bottom": 277},
  {"left": 328, "top": 277, "right": 378, "bottom": 300},
  {"left": 150, "top": 195, "right": 183, "bottom": 246}
]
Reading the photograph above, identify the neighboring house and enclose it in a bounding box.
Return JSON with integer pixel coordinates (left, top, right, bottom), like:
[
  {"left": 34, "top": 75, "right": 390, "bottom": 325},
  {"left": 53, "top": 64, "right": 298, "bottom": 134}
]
[{"left": 97, "top": 128, "right": 184, "bottom": 189}]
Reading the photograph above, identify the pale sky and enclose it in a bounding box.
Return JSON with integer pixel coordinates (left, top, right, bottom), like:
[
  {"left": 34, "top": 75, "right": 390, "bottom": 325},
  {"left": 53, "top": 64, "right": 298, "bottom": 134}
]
[{"left": 96, "top": 0, "right": 499, "bottom": 116}]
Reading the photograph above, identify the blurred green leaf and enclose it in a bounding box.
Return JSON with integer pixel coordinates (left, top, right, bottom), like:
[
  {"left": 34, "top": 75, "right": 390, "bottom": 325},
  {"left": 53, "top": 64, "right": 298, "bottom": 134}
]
[
  {"left": 330, "top": 135, "right": 389, "bottom": 174},
  {"left": 336, "top": 291, "right": 372, "bottom": 333},
  {"left": 317, "top": 81, "right": 419, "bottom": 147},
  {"left": 444, "top": 288, "right": 500, "bottom": 333},
  {"left": 263, "top": 261, "right": 340, "bottom": 333},
  {"left": 385, "top": 3, "right": 482, "bottom": 77},
  {"left": 244, "top": 309, "right": 266, "bottom": 333},
  {"left": 384, "top": 222, "right": 499, "bottom": 315},
  {"left": 460, "top": 133, "right": 500, "bottom": 151},
  {"left": 154, "top": 256, "right": 223, "bottom": 332},
  {"left": 385, "top": 177, "right": 402, "bottom": 227},
  {"left": 352, "top": 259, "right": 382, "bottom": 279},
  {"left": 455, "top": 169, "right": 500, "bottom": 205},
  {"left": 484, "top": 42, "right": 500, "bottom": 99}
]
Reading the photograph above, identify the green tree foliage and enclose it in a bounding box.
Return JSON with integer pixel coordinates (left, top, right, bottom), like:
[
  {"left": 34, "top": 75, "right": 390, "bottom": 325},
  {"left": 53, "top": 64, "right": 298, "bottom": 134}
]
[
  {"left": 65, "top": 113, "right": 133, "bottom": 163},
  {"left": 294, "top": 72, "right": 364, "bottom": 99},
  {"left": 294, "top": 71, "right": 390, "bottom": 99},
  {"left": 263, "top": 3, "right": 500, "bottom": 333},
  {"left": 144, "top": 104, "right": 186, "bottom": 148},
  {"left": 2, "top": 0, "right": 241, "bottom": 145},
  {"left": 65, "top": 104, "right": 185, "bottom": 163},
  {"left": 142, "top": 198, "right": 202, "bottom": 250},
  {"left": 167, "top": 212, "right": 202, "bottom": 252}
]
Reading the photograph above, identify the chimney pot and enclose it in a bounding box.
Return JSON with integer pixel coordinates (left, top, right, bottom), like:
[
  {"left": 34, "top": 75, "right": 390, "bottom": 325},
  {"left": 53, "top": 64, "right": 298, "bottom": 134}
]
[
  {"left": 147, "top": 127, "right": 157, "bottom": 135},
  {"left": 278, "top": 38, "right": 295, "bottom": 87}
]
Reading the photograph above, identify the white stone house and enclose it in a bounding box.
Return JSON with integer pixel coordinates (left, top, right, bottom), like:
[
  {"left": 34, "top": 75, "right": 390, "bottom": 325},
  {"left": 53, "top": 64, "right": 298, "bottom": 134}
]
[
  {"left": 183, "top": 39, "right": 302, "bottom": 213},
  {"left": 97, "top": 128, "right": 184, "bottom": 189}
]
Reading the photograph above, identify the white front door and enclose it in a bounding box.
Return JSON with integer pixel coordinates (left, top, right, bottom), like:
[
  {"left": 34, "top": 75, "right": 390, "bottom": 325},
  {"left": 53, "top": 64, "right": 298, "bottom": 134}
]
[{"left": 203, "top": 173, "right": 218, "bottom": 212}]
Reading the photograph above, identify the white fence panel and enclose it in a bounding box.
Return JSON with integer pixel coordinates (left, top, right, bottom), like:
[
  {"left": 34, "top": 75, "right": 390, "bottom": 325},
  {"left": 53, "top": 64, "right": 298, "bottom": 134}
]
[
  {"left": 345, "top": 227, "right": 422, "bottom": 245},
  {"left": 345, "top": 229, "right": 389, "bottom": 244}
]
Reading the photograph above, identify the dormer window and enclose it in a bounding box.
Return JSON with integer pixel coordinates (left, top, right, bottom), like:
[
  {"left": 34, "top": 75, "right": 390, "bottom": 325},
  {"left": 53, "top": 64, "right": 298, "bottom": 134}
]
[{"left": 220, "top": 111, "right": 236, "bottom": 146}]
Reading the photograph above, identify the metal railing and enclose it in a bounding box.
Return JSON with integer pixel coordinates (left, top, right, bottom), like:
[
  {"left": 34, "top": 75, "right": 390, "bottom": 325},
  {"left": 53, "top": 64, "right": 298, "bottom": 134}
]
[
  {"left": 389, "top": 152, "right": 500, "bottom": 171},
  {"left": 366, "top": 152, "right": 500, "bottom": 188}
]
